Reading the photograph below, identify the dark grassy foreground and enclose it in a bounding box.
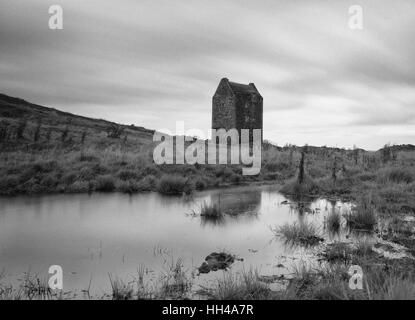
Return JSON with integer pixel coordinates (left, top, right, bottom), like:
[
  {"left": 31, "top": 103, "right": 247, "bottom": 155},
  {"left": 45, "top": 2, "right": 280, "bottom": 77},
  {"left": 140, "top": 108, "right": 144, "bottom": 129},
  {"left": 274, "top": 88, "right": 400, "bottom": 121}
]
[
  {"left": 2, "top": 249, "right": 415, "bottom": 300},
  {"left": 270, "top": 146, "right": 415, "bottom": 300},
  {"left": 1, "top": 93, "right": 415, "bottom": 299}
]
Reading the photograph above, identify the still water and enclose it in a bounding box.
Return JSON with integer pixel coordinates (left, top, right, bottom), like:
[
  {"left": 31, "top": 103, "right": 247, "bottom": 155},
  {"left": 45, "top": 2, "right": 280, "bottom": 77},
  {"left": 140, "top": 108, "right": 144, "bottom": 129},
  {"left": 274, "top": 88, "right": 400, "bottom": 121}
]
[{"left": 0, "top": 185, "right": 351, "bottom": 297}]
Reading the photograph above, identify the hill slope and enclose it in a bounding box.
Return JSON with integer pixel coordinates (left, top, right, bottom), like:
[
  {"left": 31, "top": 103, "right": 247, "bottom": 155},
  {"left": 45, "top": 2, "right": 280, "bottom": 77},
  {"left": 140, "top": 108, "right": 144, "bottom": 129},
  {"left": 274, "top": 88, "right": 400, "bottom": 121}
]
[
  {"left": 0, "top": 93, "right": 154, "bottom": 146},
  {"left": 0, "top": 93, "right": 414, "bottom": 197}
]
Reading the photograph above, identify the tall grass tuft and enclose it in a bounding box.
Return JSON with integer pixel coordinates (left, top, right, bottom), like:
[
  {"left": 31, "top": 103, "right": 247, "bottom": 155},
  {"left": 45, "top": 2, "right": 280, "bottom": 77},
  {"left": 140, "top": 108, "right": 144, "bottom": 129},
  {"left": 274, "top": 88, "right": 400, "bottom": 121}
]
[
  {"left": 199, "top": 269, "right": 272, "bottom": 300},
  {"left": 272, "top": 221, "right": 323, "bottom": 246},
  {"left": 159, "top": 257, "right": 191, "bottom": 299},
  {"left": 108, "top": 274, "right": 134, "bottom": 300},
  {"left": 344, "top": 195, "right": 377, "bottom": 231},
  {"left": 199, "top": 201, "right": 222, "bottom": 218},
  {"left": 321, "top": 242, "right": 353, "bottom": 264},
  {"left": 354, "top": 237, "right": 374, "bottom": 256},
  {"left": 373, "top": 276, "right": 415, "bottom": 300},
  {"left": 326, "top": 210, "right": 342, "bottom": 233},
  {"left": 280, "top": 177, "right": 320, "bottom": 197},
  {"left": 377, "top": 167, "right": 414, "bottom": 184},
  {"left": 95, "top": 175, "right": 115, "bottom": 192},
  {"left": 21, "top": 272, "right": 54, "bottom": 300},
  {"left": 157, "top": 175, "right": 191, "bottom": 195}
]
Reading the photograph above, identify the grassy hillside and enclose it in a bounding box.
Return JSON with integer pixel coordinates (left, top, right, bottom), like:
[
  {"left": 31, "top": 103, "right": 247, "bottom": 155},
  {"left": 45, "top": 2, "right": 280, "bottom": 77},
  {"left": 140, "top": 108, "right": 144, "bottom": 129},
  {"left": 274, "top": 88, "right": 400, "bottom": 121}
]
[
  {"left": 0, "top": 93, "right": 155, "bottom": 148},
  {"left": 0, "top": 93, "right": 253, "bottom": 195},
  {"left": 0, "top": 92, "right": 414, "bottom": 201}
]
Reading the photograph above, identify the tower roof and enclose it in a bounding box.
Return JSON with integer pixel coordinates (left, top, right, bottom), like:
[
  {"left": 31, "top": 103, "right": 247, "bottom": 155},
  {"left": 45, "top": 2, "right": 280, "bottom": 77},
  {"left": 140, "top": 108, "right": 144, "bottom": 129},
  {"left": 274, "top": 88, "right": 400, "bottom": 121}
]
[
  {"left": 228, "top": 81, "right": 259, "bottom": 95},
  {"left": 217, "top": 78, "right": 262, "bottom": 97}
]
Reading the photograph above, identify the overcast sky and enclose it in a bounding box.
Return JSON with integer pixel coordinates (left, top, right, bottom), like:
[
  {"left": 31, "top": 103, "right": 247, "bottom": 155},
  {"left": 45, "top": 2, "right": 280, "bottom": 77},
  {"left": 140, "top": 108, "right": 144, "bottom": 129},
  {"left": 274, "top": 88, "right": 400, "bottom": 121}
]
[{"left": 1, "top": 0, "right": 414, "bottom": 150}]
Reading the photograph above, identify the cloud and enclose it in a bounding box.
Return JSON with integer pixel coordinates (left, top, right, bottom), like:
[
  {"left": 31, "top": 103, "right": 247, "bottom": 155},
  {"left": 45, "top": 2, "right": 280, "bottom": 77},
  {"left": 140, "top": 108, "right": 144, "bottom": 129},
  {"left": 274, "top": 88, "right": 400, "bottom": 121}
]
[{"left": 0, "top": 0, "right": 414, "bottom": 149}]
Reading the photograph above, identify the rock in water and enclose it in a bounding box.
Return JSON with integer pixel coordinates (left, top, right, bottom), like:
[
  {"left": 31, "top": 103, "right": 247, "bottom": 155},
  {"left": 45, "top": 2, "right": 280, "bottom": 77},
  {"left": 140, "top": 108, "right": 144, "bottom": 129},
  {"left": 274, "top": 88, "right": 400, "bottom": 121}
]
[{"left": 198, "top": 252, "right": 236, "bottom": 274}]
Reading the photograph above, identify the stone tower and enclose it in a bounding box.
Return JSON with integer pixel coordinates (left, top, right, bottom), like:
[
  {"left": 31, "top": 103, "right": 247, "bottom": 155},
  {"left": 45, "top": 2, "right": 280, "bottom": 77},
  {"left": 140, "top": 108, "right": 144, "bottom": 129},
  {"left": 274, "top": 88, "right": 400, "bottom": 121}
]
[{"left": 212, "top": 78, "right": 263, "bottom": 142}]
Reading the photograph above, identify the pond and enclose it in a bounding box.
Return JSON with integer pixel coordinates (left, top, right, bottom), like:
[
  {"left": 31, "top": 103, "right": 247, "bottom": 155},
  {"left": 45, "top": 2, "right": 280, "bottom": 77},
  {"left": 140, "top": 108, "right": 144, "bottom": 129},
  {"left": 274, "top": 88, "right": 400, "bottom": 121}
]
[{"left": 0, "top": 185, "right": 352, "bottom": 298}]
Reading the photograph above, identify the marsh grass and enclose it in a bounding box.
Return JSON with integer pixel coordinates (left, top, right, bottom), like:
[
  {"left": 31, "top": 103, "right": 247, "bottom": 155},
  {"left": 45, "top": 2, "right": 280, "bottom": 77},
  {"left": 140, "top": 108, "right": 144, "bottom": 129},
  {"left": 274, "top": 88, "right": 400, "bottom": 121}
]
[
  {"left": 285, "top": 239, "right": 415, "bottom": 300},
  {"left": 326, "top": 210, "right": 342, "bottom": 234},
  {"left": 1, "top": 253, "right": 415, "bottom": 300},
  {"left": 102, "top": 256, "right": 193, "bottom": 300},
  {"left": 372, "top": 276, "right": 415, "bottom": 300},
  {"left": 280, "top": 147, "right": 321, "bottom": 196},
  {"left": 283, "top": 262, "right": 361, "bottom": 300},
  {"left": 0, "top": 284, "right": 18, "bottom": 300},
  {"left": 157, "top": 175, "right": 191, "bottom": 195},
  {"left": 280, "top": 177, "right": 320, "bottom": 197},
  {"left": 320, "top": 238, "right": 374, "bottom": 265},
  {"left": 344, "top": 196, "right": 377, "bottom": 231},
  {"left": 135, "top": 270, "right": 154, "bottom": 300},
  {"left": 0, "top": 269, "right": 20, "bottom": 300},
  {"left": 159, "top": 257, "right": 192, "bottom": 299},
  {"left": 283, "top": 264, "right": 415, "bottom": 300},
  {"left": 0, "top": 144, "right": 246, "bottom": 197},
  {"left": 96, "top": 175, "right": 116, "bottom": 192},
  {"left": 194, "top": 201, "right": 225, "bottom": 226},
  {"left": 354, "top": 237, "right": 374, "bottom": 257},
  {"left": 199, "top": 269, "right": 272, "bottom": 300},
  {"left": 108, "top": 274, "right": 134, "bottom": 300},
  {"left": 377, "top": 167, "right": 414, "bottom": 184},
  {"left": 0, "top": 269, "right": 65, "bottom": 300},
  {"left": 199, "top": 201, "right": 222, "bottom": 217},
  {"left": 272, "top": 221, "right": 323, "bottom": 247},
  {"left": 280, "top": 262, "right": 347, "bottom": 300},
  {"left": 320, "top": 242, "right": 353, "bottom": 264},
  {"left": 362, "top": 264, "right": 415, "bottom": 300},
  {"left": 287, "top": 262, "right": 358, "bottom": 300},
  {"left": 20, "top": 271, "right": 58, "bottom": 300}
]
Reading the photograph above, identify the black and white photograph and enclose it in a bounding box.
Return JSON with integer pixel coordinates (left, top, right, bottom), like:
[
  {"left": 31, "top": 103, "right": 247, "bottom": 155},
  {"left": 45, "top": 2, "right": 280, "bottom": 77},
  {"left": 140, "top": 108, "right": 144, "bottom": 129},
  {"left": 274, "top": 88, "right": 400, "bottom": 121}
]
[{"left": 1, "top": 0, "right": 415, "bottom": 307}]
